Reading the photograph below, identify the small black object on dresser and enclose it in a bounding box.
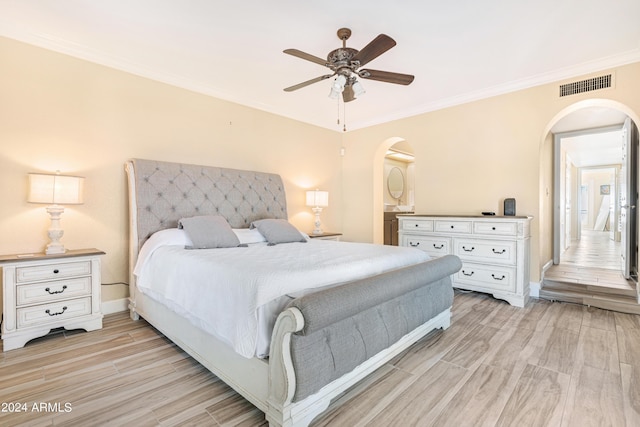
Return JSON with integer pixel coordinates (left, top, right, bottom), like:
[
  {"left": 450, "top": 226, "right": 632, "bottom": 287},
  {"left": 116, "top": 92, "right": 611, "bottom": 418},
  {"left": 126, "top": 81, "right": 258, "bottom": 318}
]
[{"left": 504, "top": 198, "right": 516, "bottom": 216}]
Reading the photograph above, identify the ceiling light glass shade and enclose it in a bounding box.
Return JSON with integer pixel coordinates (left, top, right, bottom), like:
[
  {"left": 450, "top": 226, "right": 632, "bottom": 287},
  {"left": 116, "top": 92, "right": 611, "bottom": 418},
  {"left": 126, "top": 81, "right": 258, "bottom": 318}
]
[
  {"left": 328, "top": 75, "right": 347, "bottom": 99},
  {"left": 306, "top": 189, "right": 329, "bottom": 207},
  {"left": 28, "top": 173, "right": 85, "bottom": 205},
  {"left": 352, "top": 80, "right": 366, "bottom": 97}
]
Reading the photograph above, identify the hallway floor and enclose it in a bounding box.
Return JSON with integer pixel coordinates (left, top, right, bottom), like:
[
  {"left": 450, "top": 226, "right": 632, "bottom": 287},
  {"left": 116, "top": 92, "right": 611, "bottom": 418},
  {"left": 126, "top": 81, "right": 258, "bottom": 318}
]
[{"left": 544, "top": 229, "right": 635, "bottom": 291}]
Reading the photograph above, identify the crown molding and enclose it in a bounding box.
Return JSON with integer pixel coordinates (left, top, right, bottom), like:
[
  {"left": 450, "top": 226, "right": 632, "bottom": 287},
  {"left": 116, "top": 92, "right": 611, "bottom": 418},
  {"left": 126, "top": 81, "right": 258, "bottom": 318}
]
[
  {"left": 2, "top": 20, "right": 639, "bottom": 133},
  {"left": 349, "top": 48, "right": 640, "bottom": 131}
]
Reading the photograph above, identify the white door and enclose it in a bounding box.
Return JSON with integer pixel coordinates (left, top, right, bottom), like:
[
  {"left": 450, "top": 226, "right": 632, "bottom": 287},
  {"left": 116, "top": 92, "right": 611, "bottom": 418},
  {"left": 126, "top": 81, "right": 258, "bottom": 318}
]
[{"left": 620, "top": 117, "right": 638, "bottom": 281}]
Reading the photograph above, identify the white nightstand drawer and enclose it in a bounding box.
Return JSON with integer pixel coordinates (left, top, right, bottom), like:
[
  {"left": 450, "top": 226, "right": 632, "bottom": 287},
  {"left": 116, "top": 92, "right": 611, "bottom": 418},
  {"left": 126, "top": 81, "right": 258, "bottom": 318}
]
[
  {"left": 473, "top": 221, "right": 518, "bottom": 236},
  {"left": 16, "top": 296, "right": 92, "bottom": 328},
  {"left": 434, "top": 220, "right": 472, "bottom": 234},
  {"left": 456, "top": 263, "right": 516, "bottom": 292},
  {"left": 453, "top": 239, "right": 517, "bottom": 265},
  {"left": 401, "top": 219, "right": 434, "bottom": 231},
  {"left": 17, "top": 277, "right": 92, "bottom": 306},
  {"left": 402, "top": 235, "right": 451, "bottom": 258},
  {"left": 16, "top": 260, "right": 91, "bottom": 283}
]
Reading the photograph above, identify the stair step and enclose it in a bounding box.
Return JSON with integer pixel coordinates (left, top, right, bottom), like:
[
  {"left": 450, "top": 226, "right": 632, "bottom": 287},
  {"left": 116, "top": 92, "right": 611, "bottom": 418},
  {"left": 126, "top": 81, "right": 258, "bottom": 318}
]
[
  {"left": 539, "top": 286, "right": 640, "bottom": 315},
  {"left": 542, "top": 278, "right": 637, "bottom": 298}
]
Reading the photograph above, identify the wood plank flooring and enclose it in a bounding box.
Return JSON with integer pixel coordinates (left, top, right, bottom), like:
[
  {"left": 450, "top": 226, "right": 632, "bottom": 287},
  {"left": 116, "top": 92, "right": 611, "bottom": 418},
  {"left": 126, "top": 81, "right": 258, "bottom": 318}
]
[
  {"left": 1, "top": 291, "right": 640, "bottom": 426},
  {"left": 542, "top": 229, "right": 639, "bottom": 313}
]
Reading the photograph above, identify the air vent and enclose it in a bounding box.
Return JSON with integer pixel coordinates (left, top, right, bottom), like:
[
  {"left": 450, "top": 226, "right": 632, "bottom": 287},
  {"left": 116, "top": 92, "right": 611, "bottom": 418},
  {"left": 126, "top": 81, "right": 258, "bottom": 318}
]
[{"left": 559, "top": 74, "right": 612, "bottom": 97}]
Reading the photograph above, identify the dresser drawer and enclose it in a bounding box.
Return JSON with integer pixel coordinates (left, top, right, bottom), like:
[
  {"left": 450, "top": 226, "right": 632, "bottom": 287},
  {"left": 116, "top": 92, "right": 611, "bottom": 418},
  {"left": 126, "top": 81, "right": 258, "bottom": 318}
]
[
  {"left": 473, "top": 221, "right": 518, "bottom": 236},
  {"left": 434, "top": 220, "right": 472, "bottom": 234},
  {"left": 453, "top": 239, "right": 517, "bottom": 265},
  {"left": 16, "top": 277, "right": 92, "bottom": 306},
  {"left": 401, "top": 219, "right": 434, "bottom": 232},
  {"left": 455, "top": 263, "right": 516, "bottom": 292},
  {"left": 16, "top": 296, "right": 92, "bottom": 328},
  {"left": 16, "top": 261, "right": 91, "bottom": 283},
  {"left": 401, "top": 235, "right": 451, "bottom": 258}
]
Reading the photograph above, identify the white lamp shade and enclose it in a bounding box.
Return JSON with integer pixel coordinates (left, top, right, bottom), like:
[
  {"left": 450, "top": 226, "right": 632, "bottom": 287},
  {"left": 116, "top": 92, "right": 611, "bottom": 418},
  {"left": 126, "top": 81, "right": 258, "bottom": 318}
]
[
  {"left": 306, "top": 190, "right": 329, "bottom": 207},
  {"left": 28, "top": 173, "right": 85, "bottom": 205}
]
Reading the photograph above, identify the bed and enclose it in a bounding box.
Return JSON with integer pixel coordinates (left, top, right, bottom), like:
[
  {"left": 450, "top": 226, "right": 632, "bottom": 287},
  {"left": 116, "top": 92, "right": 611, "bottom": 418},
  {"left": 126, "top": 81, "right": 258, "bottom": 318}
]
[{"left": 125, "top": 158, "right": 462, "bottom": 426}]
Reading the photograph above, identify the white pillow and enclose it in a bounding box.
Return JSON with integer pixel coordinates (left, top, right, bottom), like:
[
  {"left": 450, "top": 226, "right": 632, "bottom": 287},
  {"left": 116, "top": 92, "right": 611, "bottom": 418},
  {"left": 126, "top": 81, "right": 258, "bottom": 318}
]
[
  {"left": 233, "top": 228, "right": 267, "bottom": 245},
  {"left": 133, "top": 228, "right": 193, "bottom": 276}
]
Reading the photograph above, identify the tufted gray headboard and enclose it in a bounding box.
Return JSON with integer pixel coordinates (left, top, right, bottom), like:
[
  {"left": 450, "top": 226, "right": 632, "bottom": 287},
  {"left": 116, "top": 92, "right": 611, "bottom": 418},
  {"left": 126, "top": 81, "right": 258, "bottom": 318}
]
[{"left": 125, "top": 159, "right": 288, "bottom": 255}]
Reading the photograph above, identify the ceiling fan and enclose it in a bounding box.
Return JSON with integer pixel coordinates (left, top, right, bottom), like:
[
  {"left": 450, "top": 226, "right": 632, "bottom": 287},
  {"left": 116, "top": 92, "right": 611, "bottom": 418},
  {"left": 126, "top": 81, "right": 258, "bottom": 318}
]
[{"left": 283, "top": 28, "right": 415, "bottom": 102}]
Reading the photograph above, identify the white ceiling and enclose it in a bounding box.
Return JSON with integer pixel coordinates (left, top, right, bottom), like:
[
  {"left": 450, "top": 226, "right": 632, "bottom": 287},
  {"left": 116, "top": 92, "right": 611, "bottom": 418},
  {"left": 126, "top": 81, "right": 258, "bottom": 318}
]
[
  {"left": 1, "top": 0, "right": 639, "bottom": 132},
  {"left": 562, "top": 128, "right": 625, "bottom": 167}
]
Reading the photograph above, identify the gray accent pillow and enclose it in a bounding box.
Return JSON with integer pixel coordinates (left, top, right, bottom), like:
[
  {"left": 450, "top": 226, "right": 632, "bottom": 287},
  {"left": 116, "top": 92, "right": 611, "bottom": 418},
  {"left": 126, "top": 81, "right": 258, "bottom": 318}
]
[
  {"left": 178, "top": 215, "right": 242, "bottom": 249},
  {"left": 250, "top": 219, "right": 307, "bottom": 245}
]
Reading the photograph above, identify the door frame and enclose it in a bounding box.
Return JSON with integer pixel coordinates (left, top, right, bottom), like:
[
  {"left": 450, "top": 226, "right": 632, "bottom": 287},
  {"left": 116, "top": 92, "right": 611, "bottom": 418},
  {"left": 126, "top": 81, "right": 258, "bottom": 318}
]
[{"left": 552, "top": 125, "right": 626, "bottom": 264}]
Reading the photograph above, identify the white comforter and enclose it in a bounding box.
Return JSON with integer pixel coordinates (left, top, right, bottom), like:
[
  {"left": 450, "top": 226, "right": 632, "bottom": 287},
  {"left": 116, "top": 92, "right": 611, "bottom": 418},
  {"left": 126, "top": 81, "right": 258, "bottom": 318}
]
[{"left": 134, "top": 231, "right": 429, "bottom": 358}]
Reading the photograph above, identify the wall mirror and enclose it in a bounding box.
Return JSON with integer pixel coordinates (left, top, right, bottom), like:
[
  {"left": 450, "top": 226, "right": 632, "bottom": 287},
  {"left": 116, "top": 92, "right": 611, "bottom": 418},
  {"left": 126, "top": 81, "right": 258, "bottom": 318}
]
[{"left": 387, "top": 167, "right": 404, "bottom": 199}]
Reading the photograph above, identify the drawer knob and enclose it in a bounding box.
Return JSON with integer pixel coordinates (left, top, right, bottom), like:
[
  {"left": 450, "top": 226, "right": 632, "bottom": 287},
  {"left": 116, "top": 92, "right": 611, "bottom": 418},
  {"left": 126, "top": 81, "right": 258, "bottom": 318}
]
[
  {"left": 492, "top": 227, "right": 496, "bottom": 230},
  {"left": 415, "top": 224, "right": 419, "bottom": 227},
  {"left": 45, "top": 306, "right": 68, "bottom": 316},
  {"left": 409, "top": 242, "right": 420, "bottom": 247},
  {"left": 53, "top": 269, "right": 60, "bottom": 274},
  {"left": 450, "top": 225, "right": 454, "bottom": 229},
  {"left": 433, "top": 244, "right": 444, "bottom": 249},
  {"left": 462, "top": 246, "right": 475, "bottom": 252},
  {"left": 491, "top": 274, "right": 506, "bottom": 281},
  {"left": 492, "top": 248, "right": 506, "bottom": 254},
  {"left": 45, "top": 285, "right": 67, "bottom": 295},
  {"left": 461, "top": 270, "right": 474, "bottom": 276}
]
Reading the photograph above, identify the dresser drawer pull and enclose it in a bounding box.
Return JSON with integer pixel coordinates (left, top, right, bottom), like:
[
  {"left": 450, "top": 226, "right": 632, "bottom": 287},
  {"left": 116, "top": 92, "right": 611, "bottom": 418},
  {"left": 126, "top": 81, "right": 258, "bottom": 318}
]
[
  {"left": 45, "top": 306, "right": 68, "bottom": 316},
  {"left": 461, "top": 270, "right": 474, "bottom": 276},
  {"left": 462, "top": 246, "right": 475, "bottom": 252},
  {"left": 492, "top": 249, "right": 506, "bottom": 254},
  {"left": 45, "top": 285, "right": 67, "bottom": 295},
  {"left": 450, "top": 225, "right": 454, "bottom": 229},
  {"left": 491, "top": 274, "right": 506, "bottom": 281},
  {"left": 53, "top": 269, "right": 60, "bottom": 274},
  {"left": 433, "top": 244, "right": 444, "bottom": 249},
  {"left": 409, "top": 242, "right": 420, "bottom": 247},
  {"left": 415, "top": 224, "right": 419, "bottom": 227},
  {"left": 492, "top": 227, "right": 496, "bottom": 230}
]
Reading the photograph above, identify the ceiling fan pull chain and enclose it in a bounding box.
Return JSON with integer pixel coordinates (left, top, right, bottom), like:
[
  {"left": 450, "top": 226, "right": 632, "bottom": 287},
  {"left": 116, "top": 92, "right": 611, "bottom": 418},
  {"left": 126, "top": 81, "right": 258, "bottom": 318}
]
[{"left": 343, "top": 102, "right": 347, "bottom": 132}]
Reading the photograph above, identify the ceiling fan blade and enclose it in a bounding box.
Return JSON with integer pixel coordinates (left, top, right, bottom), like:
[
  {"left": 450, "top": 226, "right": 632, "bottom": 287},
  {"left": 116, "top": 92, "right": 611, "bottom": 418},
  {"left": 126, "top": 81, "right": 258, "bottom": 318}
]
[
  {"left": 283, "top": 49, "right": 328, "bottom": 67},
  {"left": 358, "top": 69, "right": 415, "bottom": 85},
  {"left": 352, "top": 34, "right": 396, "bottom": 67},
  {"left": 342, "top": 85, "right": 355, "bottom": 102},
  {"left": 284, "top": 74, "right": 334, "bottom": 92}
]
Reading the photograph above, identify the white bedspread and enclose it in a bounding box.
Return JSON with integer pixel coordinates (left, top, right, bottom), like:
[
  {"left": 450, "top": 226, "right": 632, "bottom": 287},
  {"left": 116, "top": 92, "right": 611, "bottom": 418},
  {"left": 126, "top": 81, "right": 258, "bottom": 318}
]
[{"left": 135, "top": 237, "right": 429, "bottom": 358}]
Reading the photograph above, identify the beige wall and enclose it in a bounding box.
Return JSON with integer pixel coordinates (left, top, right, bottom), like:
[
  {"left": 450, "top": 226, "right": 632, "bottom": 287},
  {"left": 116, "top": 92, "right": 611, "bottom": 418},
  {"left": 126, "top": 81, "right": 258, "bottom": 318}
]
[
  {"left": 342, "top": 62, "right": 640, "bottom": 283},
  {"left": 0, "top": 37, "right": 343, "bottom": 303},
  {"left": 2, "top": 35, "right": 640, "bottom": 302}
]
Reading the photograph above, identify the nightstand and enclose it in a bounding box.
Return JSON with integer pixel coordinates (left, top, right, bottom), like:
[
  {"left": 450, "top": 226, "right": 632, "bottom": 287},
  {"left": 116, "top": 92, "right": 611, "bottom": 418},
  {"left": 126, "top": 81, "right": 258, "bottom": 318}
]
[
  {"left": 0, "top": 248, "right": 104, "bottom": 351},
  {"left": 308, "top": 232, "right": 342, "bottom": 241}
]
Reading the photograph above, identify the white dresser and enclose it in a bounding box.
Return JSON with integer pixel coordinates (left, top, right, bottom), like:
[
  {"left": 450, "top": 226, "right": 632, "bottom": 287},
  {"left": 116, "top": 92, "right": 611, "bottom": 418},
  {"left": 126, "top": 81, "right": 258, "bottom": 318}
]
[
  {"left": 398, "top": 215, "right": 532, "bottom": 307},
  {"left": 1, "top": 248, "right": 104, "bottom": 351}
]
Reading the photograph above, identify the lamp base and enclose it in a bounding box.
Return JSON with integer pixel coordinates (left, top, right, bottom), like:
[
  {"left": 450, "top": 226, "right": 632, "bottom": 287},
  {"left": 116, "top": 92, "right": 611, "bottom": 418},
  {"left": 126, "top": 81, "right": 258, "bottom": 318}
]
[
  {"left": 45, "top": 243, "right": 66, "bottom": 255},
  {"left": 311, "top": 206, "right": 323, "bottom": 236},
  {"left": 45, "top": 205, "right": 67, "bottom": 255}
]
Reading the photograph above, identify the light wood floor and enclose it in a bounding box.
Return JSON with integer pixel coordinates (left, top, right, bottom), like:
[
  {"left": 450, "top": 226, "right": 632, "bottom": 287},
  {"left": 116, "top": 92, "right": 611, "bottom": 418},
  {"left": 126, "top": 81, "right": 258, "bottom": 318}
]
[
  {"left": 547, "top": 229, "right": 634, "bottom": 290},
  {"left": 2, "top": 291, "right": 640, "bottom": 426}
]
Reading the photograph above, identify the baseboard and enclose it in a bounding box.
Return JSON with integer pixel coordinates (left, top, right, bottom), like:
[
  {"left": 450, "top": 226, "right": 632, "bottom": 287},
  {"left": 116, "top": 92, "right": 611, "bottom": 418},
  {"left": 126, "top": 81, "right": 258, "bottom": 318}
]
[
  {"left": 102, "top": 298, "right": 129, "bottom": 315},
  {"left": 529, "top": 281, "right": 541, "bottom": 298}
]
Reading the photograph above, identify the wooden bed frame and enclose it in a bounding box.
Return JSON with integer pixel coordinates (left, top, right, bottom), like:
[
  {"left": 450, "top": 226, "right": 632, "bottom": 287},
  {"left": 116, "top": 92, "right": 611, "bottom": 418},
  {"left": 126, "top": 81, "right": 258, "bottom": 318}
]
[{"left": 125, "top": 159, "right": 455, "bottom": 426}]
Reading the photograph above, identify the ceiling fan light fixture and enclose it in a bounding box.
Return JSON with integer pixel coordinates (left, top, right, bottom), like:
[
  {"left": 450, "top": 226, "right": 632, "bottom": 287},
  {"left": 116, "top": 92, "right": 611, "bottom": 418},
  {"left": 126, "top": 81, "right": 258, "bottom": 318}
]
[
  {"left": 328, "top": 74, "right": 347, "bottom": 99},
  {"left": 352, "top": 80, "right": 366, "bottom": 97}
]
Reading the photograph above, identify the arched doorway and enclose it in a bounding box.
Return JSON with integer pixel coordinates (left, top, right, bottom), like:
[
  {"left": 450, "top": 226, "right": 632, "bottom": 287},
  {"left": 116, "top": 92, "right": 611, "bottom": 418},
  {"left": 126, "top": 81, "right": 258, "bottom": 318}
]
[
  {"left": 539, "top": 99, "right": 640, "bottom": 304},
  {"left": 372, "top": 137, "right": 415, "bottom": 244}
]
